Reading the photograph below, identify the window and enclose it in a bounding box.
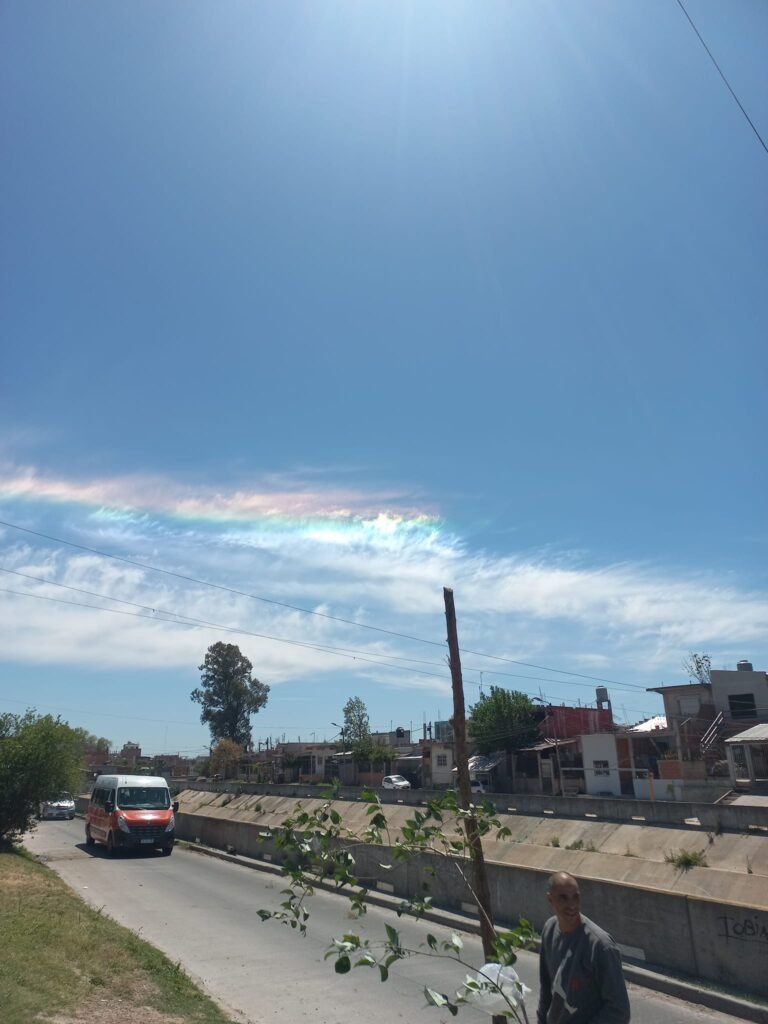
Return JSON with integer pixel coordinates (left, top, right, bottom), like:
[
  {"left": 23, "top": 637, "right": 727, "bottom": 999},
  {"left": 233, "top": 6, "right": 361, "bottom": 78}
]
[
  {"left": 593, "top": 760, "right": 610, "bottom": 777},
  {"left": 436, "top": 754, "right": 447, "bottom": 767},
  {"left": 728, "top": 693, "right": 757, "bottom": 719}
]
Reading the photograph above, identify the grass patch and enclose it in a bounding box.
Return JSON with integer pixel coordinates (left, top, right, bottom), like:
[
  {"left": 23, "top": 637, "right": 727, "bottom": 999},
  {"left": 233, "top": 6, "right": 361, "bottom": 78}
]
[
  {"left": 0, "top": 846, "right": 233, "bottom": 1024},
  {"left": 664, "top": 848, "right": 707, "bottom": 871},
  {"left": 550, "top": 836, "right": 560, "bottom": 847},
  {"left": 564, "top": 839, "right": 597, "bottom": 852}
]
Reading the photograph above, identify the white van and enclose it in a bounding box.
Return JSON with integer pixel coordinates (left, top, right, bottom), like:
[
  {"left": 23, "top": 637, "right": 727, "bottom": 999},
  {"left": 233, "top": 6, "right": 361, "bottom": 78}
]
[{"left": 86, "top": 775, "right": 177, "bottom": 856}]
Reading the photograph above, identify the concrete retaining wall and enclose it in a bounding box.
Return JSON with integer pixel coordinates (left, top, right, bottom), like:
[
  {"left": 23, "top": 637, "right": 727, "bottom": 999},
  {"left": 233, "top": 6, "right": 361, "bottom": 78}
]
[
  {"left": 182, "top": 781, "right": 763, "bottom": 831},
  {"left": 175, "top": 800, "right": 768, "bottom": 997}
]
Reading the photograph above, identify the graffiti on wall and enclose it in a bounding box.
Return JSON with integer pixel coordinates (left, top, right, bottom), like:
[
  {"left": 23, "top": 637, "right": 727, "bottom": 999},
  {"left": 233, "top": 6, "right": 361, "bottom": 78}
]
[{"left": 717, "top": 914, "right": 768, "bottom": 947}]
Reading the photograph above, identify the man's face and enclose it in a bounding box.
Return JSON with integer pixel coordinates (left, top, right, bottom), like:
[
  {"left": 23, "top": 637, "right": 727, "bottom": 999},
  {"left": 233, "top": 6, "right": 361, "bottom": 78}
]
[{"left": 547, "top": 877, "right": 582, "bottom": 933}]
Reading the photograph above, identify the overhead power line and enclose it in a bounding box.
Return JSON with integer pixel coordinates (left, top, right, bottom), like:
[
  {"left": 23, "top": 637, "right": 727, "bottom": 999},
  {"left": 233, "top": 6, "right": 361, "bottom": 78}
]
[
  {"left": 675, "top": 0, "right": 768, "bottom": 156},
  {"left": 0, "top": 564, "right": 649, "bottom": 694},
  {"left": 0, "top": 518, "right": 645, "bottom": 690}
]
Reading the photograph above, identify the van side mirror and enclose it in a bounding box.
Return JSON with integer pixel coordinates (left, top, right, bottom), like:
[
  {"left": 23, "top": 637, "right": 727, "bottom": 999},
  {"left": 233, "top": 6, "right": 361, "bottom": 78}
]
[
  {"left": 105, "top": 800, "right": 115, "bottom": 813},
  {"left": 172, "top": 801, "right": 179, "bottom": 813}
]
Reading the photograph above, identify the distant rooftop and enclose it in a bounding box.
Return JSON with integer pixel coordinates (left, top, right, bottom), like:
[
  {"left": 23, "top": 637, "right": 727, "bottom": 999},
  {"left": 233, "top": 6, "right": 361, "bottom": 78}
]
[{"left": 629, "top": 715, "right": 668, "bottom": 732}]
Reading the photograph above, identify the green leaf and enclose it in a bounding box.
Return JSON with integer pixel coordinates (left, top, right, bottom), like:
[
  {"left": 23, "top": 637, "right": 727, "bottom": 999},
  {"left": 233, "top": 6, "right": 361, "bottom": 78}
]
[
  {"left": 256, "top": 910, "right": 272, "bottom": 921},
  {"left": 385, "top": 924, "right": 400, "bottom": 948},
  {"left": 378, "top": 964, "right": 389, "bottom": 983},
  {"left": 450, "top": 933, "right": 464, "bottom": 951},
  {"left": 425, "top": 988, "right": 448, "bottom": 1007},
  {"left": 426, "top": 933, "right": 438, "bottom": 950},
  {"left": 335, "top": 955, "right": 351, "bottom": 974}
]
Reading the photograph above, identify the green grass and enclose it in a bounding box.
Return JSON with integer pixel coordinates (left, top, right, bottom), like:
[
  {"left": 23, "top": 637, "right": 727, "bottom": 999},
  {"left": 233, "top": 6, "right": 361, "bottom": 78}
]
[
  {"left": 565, "top": 839, "right": 597, "bottom": 852},
  {"left": 664, "top": 848, "right": 707, "bottom": 871},
  {"left": 0, "top": 846, "right": 233, "bottom": 1024}
]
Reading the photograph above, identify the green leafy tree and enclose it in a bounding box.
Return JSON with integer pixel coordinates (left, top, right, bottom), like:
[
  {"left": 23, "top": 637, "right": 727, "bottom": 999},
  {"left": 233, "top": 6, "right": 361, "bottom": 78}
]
[
  {"left": 369, "top": 740, "right": 394, "bottom": 771},
  {"left": 342, "top": 696, "right": 372, "bottom": 761},
  {"left": 0, "top": 711, "right": 85, "bottom": 845},
  {"left": 72, "top": 728, "right": 111, "bottom": 755},
  {"left": 257, "top": 788, "right": 534, "bottom": 1020},
  {"left": 467, "top": 687, "right": 539, "bottom": 756},
  {"left": 192, "top": 642, "right": 269, "bottom": 749},
  {"left": 210, "top": 739, "right": 243, "bottom": 780}
]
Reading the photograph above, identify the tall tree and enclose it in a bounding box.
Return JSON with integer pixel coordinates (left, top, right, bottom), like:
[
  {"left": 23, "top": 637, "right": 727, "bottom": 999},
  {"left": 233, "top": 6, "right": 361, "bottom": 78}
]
[
  {"left": 191, "top": 642, "right": 269, "bottom": 749},
  {"left": 467, "top": 686, "right": 539, "bottom": 755},
  {"left": 0, "top": 711, "right": 84, "bottom": 845},
  {"left": 342, "top": 696, "right": 371, "bottom": 749}
]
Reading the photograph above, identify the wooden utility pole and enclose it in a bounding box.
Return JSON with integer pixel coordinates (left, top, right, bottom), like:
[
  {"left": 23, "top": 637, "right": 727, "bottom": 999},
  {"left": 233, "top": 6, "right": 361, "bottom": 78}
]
[{"left": 444, "top": 587, "right": 504, "bottom": 1024}]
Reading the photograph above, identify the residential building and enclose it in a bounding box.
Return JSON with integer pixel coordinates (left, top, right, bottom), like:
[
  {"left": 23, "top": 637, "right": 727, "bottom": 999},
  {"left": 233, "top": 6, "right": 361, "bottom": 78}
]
[
  {"left": 710, "top": 661, "right": 768, "bottom": 724},
  {"left": 538, "top": 704, "right": 614, "bottom": 739},
  {"left": 419, "top": 739, "right": 455, "bottom": 788},
  {"left": 648, "top": 659, "right": 768, "bottom": 791}
]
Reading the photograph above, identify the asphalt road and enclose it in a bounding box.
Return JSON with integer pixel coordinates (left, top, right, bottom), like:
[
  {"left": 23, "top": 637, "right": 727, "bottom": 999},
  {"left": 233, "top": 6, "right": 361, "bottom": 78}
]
[{"left": 25, "top": 819, "right": 744, "bottom": 1024}]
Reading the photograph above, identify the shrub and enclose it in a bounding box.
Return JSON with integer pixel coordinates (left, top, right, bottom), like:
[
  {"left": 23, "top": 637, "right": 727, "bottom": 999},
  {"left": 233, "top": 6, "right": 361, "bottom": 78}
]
[{"left": 665, "top": 849, "right": 707, "bottom": 871}]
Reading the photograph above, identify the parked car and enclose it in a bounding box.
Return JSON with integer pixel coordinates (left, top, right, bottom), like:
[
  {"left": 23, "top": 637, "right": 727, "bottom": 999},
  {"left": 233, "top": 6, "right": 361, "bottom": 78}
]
[
  {"left": 382, "top": 774, "right": 411, "bottom": 790},
  {"left": 470, "top": 780, "right": 487, "bottom": 794},
  {"left": 38, "top": 792, "right": 76, "bottom": 820}
]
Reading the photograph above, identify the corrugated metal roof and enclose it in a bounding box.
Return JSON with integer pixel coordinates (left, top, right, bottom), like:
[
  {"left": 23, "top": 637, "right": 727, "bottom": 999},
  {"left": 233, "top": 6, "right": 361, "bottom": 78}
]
[
  {"left": 517, "top": 738, "right": 580, "bottom": 753},
  {"left": 725, "top": 723, "right": 768, "bottom": 744},
  {"left": 451, "top": 754, "right": 501, "bottom": 773}
]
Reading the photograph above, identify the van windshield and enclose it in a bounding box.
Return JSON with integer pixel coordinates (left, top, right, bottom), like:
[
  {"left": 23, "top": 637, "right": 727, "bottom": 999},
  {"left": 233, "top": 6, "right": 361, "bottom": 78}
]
[{"left": 116, "top": 787, "right": 170, "bottom": 810}]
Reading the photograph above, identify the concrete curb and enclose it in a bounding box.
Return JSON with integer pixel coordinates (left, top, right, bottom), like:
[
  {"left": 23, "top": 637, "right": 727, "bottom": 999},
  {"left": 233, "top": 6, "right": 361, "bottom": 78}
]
[{"left": 178, "top": 840, "right": 768, "bottom": 1023}]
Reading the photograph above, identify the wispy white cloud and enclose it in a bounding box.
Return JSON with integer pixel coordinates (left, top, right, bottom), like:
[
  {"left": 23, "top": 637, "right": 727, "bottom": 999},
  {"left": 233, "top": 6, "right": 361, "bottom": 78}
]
[{"left": 0, "top": 465, "right": 766, "bottom": 705}]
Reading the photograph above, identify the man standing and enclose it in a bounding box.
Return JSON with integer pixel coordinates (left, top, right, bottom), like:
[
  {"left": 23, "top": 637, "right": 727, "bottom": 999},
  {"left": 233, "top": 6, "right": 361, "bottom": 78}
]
[{"left": 537, "top": 871, "right": 630, "bottom": 1024}]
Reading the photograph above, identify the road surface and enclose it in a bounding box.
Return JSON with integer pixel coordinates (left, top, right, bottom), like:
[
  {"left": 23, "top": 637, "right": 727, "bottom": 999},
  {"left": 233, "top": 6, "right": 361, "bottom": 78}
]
[{"left": 25, "top": 819, "right": 744, "bottom": 1024}]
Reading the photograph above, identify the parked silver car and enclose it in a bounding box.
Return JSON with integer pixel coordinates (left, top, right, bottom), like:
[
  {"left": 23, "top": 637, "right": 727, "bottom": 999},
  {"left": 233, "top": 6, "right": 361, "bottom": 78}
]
[
  {"left": 38, "top": 792, "right": 76, "bottom": 820},
  {"left": 382, "top": 774, "right": 411, "bottom": 790}
]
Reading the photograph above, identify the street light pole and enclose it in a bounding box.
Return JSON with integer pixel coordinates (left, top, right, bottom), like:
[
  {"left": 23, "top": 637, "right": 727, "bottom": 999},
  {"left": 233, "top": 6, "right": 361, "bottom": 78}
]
[{"left": 331, "top": 723, "right": 346, "bottom": 779}]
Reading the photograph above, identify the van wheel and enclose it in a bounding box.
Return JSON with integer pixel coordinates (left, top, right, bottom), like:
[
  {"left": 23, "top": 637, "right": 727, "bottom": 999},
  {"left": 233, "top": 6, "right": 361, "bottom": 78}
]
[
  {"left": 85, "top": 826, "right": 95, "bottom": 847},
  {"left": 160, "top": 845, "right": 173, "bottom": 856},
  {"left": 105, "top": 832, "right": 116, "bottom": 856}
]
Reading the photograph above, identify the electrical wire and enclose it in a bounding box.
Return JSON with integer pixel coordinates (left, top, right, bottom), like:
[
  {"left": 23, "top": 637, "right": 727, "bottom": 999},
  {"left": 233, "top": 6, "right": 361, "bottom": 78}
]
[
  {"left": 0, "top": 584, "right": 453, "bottom": 683},
  {"left": 0, "top": 565, "right": 649, "bottom": 694},
  {"left": 0, "top": 518, "right": 646, "bottom": 689},
  {"left": 675, "top": 0, "right": 768, "bottom": 156}
]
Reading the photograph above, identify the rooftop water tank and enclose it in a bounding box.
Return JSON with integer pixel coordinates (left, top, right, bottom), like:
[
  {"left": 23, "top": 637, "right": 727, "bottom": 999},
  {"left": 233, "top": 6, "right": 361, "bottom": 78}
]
[{"left": 737, "top": 660, "right": 753, "bottom": 672}]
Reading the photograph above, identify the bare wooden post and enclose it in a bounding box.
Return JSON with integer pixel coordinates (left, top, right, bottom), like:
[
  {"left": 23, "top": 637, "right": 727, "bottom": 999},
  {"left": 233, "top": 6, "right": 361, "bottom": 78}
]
[{"left": 444, "top": 587, "right": 505, "bottom": 1024}]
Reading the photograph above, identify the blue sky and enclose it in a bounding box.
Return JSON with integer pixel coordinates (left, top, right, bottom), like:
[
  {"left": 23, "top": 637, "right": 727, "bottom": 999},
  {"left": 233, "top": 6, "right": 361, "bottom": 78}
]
[{"left": 1, "top": 1, "right": 766, "bottom": 757}]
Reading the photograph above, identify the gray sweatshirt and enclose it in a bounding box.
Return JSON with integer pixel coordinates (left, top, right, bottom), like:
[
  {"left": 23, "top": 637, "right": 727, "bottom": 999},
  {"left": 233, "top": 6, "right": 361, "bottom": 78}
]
[{"left": 537, "top": 915, "right": 631, "bottom": 1024}]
